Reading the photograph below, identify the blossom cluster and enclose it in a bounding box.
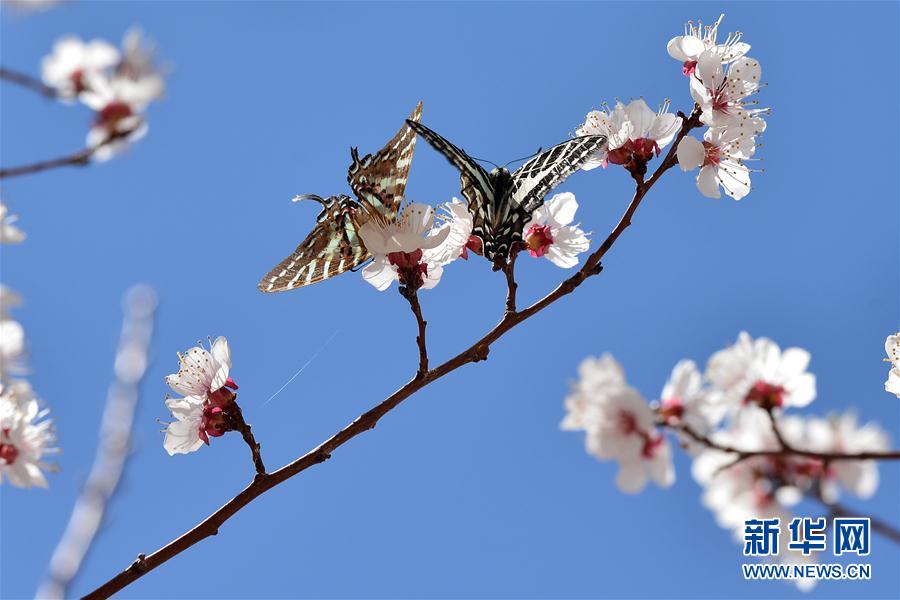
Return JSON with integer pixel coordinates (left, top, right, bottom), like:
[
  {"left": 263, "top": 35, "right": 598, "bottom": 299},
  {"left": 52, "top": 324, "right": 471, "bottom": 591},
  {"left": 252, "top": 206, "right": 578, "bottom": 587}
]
[
  {"left": 0, "top": 207, "right": 55, "bottom": 488},
  {"left": 40, "top": 30, "right": 165, "bottom": 161},
  {"left": 562, "top": 332, "right": 892, "bottom": 588},
  {"left": 163, "top": 336, "right": 240, "bottom": 455},
  {"left": 358, "top": 193, "right": 590, "bottom": 292},
  {"left": 575, "top": 14, "right": 766, "bottom": 200}
]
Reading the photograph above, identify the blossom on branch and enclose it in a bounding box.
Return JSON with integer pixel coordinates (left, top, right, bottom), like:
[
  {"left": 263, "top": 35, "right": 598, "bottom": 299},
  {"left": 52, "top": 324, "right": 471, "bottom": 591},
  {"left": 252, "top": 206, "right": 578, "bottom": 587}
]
[
  {"left": 163, "top": 336, "right": 238, "bottom": 455},
  {"left": 577, "top": 99, "right": 681, "bottom": 174},
  {"left": 0, "top": 381, "right": 55, "bottom": 488},
  {"left": 426, "top": 198, "right": 480, "bottom": 264},
  {"left": 0, "top": 203, "right": 26, "bottom": 244},
  {"left": 676, "top": 126, "right": 757, "bottom": 200},
  {"left": 656, "top": 360, "right": 725, "bottom": 450},
  {"left": 521, "top": 192, "right": 589, "bottom": 268},
  {"left": 358, "top": 202, "right": 451, "bottom": 291},
  {"left": 81, "top": 79, "right": 150, "bottom": 163},
  {"left": 562, "top": 355, "right": 674, "bottom": 493},
  {"left": 885, "top": 333, "right": 900, "bottom": 397},
  {"left": 690, "top": 52, "right": 767, "bottom": 134},
  {"left": 41, "top": 36, "right": 120, "bottom": 100},
  {"left": 705, "top": 332, "right": 816, "bottom": 411},
  {"left": 667, "top": 14, "right": 750, "bottom": 76},
  {"left": 0, "top": 286, "right": 26, "bottom": 378}
]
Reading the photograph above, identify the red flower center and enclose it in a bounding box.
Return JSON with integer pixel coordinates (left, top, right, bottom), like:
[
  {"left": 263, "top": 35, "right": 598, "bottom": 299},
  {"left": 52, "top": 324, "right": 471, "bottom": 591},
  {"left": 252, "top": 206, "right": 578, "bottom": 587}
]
[
  {"left": 701, "top": 141, "right": 721, "bottom": 166},
  {"left": 745, "top": 380, "right": 786, "bottom": 409},
  {"left": 96, "top": 101, "right": 134, "bottom": 129},
  {"left": 658, "top": 397, "right": 685, "bottom": 424},
  {"left": 642, "top": 434, "right": 664, "bottom": 459},
  {"left": 388, "top": 249, "right": 428, "bottom": 289},
  {"left": 0, "top": 442, "right": 19, "bottom": 465},
  {"left": 524, "top": 224, "right": 554, "bottom": 257},
  {"left": 682, "top": 60, "right": 698, "bottom": 76},
  {"left": 207, "top": 377, "right": 239, "bottom": 407},
  {"left": 199, "top": 403, "right": 228, "bottom": 444},
  {"left": 69, "top": 69, "right": 87, "bottom": 93}
]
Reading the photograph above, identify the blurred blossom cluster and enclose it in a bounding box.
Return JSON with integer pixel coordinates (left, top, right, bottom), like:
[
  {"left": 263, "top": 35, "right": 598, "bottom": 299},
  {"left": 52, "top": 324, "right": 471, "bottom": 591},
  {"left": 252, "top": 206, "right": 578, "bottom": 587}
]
[
  {"left": 40, "top": 29, "right": 165, "bottom": 161},
  {"left": 562, "top": 331, "right": 892, "bottom": 588},
  {"left": 0, "top": 206, "right": 56, "bottom": 488}
]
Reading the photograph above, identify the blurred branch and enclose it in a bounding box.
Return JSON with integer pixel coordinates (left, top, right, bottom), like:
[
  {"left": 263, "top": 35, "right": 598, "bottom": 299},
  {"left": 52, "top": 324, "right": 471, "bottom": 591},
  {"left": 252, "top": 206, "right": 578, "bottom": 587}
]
[
  {"left": 0, "top": 66, "right": 58, "bottom": 99},
  {"left": 0, "top": 147, "right": 95, "bottom": 179},
  {"left": 819, "top": 498, "right": 900, "bottom": 544},
  {"left": 83, "top": 107, "right": 705, "bottom": 600},
  {"left": 671, "top": 421, "right": 900, "bottom": 465},
  {"left": 226, "top": 402, "right": 266, "bottom": 476},
  {"left": 36, "top": 285, "right": 158, "bottom": 600}
]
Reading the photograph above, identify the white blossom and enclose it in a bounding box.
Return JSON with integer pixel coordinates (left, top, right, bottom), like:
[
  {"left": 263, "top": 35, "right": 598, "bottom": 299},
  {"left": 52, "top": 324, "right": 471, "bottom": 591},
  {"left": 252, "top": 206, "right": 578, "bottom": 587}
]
[
  {"left": 0, "top": 381, "right": 54, "bottom": 488},
  {"left": 358, "top": 202, "right": 450, "bottom": 291},
  {"left": 667, "top": 14, "right": 750, "bottom": 76},
  {"left": 163, "top": 336, "right": 236, "bottom": 456},
  {"left": 81, "top": 78, "right": 149, "bottom": 163},
  {"left": 114, "top": 28, "right": 166, "bottom": 106},
  {"left": 0, "top": 286, "right": 26, "bottom": 378},
  {"left": 657, "top": 360, "right": 725, "bottom": 451},
  {"left": 705, "top": 332, "right": 816, "bottom": 411},
  {"left": 163, "top": 396, "right": 205, "bottom": 455},
  {"left": 801, "top": 413, "right": 889, "bottom": 501},
  {"left": 577, "top": 99, "right": 681, "bottom": 169},
  {"left": 0, "top": 203, "right": 26, "bottom": 244},
  {"left": 885, "top": 333, "right": 900, "bottom": 397},
  {"left": 165, "top": 336, "right": 234, "bottom": 400},
  {"left": 522, "top": 192, "right": 589, "bottom": 268},
  {"left": 424, "top": 198, "right": 476, "bottom": 266},
  {"left": 690, "top": 51, "right": 767, "bottom": 133},
  {"left": 563, "top": 354, "right": 674, "bottom": 493},
  {"left": 41, "top": 35, "right": 120, "bottom": 100},
  {"left": 677, "top": 126, "right": 757, "bottom": 200}
]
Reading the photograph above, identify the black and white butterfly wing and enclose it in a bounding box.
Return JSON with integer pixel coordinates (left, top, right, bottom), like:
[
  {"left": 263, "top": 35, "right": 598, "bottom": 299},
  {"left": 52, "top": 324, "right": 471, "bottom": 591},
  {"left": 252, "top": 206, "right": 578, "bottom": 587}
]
[
  {"left": 258, "top": 195, "right": 369, "bottom": 292},
  {"left": 509, "top": 135, "right": 608, "bottom": 213},
  {"left": 405, "top": 119, "right": 494, "bottom": 224},
  {"left": 348, "top": 101, "right": 423, "bottom": 219}
]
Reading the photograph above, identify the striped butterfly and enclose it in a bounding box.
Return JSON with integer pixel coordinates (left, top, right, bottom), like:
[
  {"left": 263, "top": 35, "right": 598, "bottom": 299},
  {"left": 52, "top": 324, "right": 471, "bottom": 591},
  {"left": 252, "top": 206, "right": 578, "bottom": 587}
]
[
  {"left": 406, "top": 119, "right": 607, "bottom": 264},
  {"left": 259, "top": 102, "right": 422, "bottom": 292}
]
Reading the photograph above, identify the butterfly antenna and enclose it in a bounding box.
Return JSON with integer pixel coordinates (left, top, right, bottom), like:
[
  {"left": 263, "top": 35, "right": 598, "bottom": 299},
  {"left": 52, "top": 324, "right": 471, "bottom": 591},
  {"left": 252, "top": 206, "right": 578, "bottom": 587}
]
[
  {"left": 350, "top": 258, "right": 373, "bottom": 272},
  {"left": 293, "top": 194, "right": 328, "bottom": 207},
  {"left": 504, "top": 147, "right": 543, "bottom": 168},
  {"left": 469, "top": 155, "right": 501, "bottom": 169}
]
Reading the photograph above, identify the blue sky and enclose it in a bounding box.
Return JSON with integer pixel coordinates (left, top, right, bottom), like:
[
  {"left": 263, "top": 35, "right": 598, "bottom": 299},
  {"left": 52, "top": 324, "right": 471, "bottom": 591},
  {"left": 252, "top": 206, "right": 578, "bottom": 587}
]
[{"left": 1, "top": 1, "right": 898, "bottom": 598}]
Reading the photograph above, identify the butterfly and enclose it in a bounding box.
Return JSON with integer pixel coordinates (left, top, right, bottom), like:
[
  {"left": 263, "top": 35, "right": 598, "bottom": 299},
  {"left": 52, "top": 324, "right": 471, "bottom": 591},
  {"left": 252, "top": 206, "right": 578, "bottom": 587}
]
[
  {"left": 406, "top": 119, "right": 607, "bottom": 264},
  {"left": 259, "top": 101, "right": 422, "bottom": 292}
]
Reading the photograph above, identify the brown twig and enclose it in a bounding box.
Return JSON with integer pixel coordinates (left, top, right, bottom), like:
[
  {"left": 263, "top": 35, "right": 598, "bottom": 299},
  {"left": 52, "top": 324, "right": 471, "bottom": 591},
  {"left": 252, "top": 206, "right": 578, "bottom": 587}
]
[
  {"left": 36, "top": 285, "right": 157, "bottom": 600},
  {"left": 227, "top": 402, "right": 266, "bottom": 475},
  {"left": 83, "top": 106, "right": 705, "bottom": 600},
  {"left": 673, "top": 422, "right": 900, "bottom": 465},
  {"left": 400, "top": 286, "right": 429, "bottom": 378},
  {"left": 503, "top": 246, "right": 520, "bottom": 315},
  {"left": 0, "top": 147, "right": 94, "bottom": 179},
  {"left": 0, "top": 66, "right": 58, "bottom": 99}
]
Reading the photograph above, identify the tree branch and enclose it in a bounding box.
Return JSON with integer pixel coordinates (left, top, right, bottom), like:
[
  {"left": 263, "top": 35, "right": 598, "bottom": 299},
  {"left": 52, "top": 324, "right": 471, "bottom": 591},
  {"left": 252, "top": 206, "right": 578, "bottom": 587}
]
[
  {"left": 227, "top": 402, "right": 266, "bottom": 476},
  {"left": 400, "top": 286, "right": 429, "bottom": 378},
  {"left": 0, "top": 147, "right": 95, "bottom": 179},
  {"left": 0, "top": 66, "right": 58, "bottom": 99},
  {"left": 36, "top": 285, "right": 157, "bottom": 600},
  {"left": 819, "top": 498, "right": 900, "bottom": 544},
  {"left": 82, "top": 106, "right": 706, "bottom": 600},
  {"left": 503, "top": 246, "right": 520, "bottom": 316}
]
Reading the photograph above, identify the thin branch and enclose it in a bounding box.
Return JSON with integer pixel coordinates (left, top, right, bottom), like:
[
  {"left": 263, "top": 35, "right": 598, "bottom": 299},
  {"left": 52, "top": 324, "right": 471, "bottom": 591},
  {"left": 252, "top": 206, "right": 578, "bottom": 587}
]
[
  {"left": 82, "top": 107, "right": 706, "bottom": 600},
  {"left": 765, "top": 407, "right": 794, "bottom": 452},
  {"left": 503, "top": 247, "right": 520, "bottom": 316},
  {"left": 227, "top": 402, "right": 266, "bottom": 476},
  {"left": 0, "top": 66, "right": 58, "bottom": 99},
  {"left": 401, "top": 286, "right": 429, "bottom": 378},
  {"left": 673, "top": 422, "right": 900, "bottom": 465},
  {"left": 0, "top": 147, "right": 94, "bottom": 179},
  {"left": 36, "top": 285, "right": 157, "bottom": 600}
]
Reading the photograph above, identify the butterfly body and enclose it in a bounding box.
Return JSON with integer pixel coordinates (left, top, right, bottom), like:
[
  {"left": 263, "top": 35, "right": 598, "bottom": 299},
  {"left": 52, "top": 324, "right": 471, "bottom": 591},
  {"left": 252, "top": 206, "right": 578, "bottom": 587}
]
[
  {"left": 259, "top": 102, "right": 422, "bottom": 292},
  {"left": 406, "top": 119, "right": 607, "bottom": 264}
]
